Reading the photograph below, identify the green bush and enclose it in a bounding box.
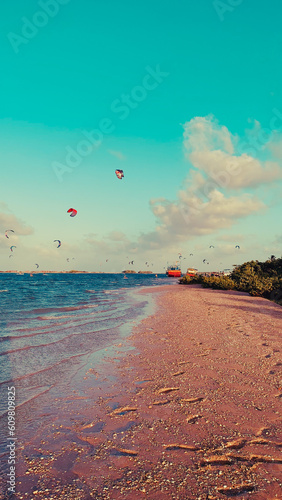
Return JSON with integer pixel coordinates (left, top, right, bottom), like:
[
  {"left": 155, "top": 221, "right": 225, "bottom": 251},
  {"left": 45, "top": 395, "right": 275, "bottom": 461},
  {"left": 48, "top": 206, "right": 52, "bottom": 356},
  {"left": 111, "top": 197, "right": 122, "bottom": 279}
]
[
  {"left": 179, "top": 274, "right": 203, "bottom": 285},
  {"left": 179, "top": 257, "right": 282, "bottom": 305},
  {"left": 201, "top": 275, "right": 236, "bottom": 290}
]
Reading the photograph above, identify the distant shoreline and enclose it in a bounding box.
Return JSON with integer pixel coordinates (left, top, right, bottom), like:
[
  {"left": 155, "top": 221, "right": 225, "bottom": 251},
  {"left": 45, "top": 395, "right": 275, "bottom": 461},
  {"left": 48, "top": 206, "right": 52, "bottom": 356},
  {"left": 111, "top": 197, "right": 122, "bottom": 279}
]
[{"left": 0, "top": 270, "right": 158, "bottom": 274}]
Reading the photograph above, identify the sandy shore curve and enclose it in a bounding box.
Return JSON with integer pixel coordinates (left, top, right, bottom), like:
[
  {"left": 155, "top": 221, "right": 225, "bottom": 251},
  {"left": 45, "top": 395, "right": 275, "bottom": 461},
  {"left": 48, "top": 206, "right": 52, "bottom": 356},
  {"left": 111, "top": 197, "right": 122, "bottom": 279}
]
[{"left": 12, "top": 285, "right": 282, "bottom": 499}]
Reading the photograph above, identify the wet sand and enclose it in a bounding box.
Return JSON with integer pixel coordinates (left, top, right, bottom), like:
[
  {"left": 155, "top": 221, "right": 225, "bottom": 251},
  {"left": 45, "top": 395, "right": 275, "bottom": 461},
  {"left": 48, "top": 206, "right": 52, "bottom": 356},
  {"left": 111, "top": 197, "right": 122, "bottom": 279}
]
[{"left": 11, "top": 285, "right": 282, "bottom": 499}]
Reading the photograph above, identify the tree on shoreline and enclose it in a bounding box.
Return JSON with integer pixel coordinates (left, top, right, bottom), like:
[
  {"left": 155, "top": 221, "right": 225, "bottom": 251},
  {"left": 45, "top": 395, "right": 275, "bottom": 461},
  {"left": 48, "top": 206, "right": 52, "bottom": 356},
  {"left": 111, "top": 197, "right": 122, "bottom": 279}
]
[{"left": 179, "top": 257, "right": 282, "bottom": 304}]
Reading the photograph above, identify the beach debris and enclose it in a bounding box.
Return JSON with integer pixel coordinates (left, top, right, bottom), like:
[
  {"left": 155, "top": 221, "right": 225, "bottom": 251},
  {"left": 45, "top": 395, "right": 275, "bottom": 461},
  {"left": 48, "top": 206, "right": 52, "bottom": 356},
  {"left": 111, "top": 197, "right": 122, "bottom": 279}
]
[
  {"left": 201, "top": 455, "right": 233, "bottom": 466},
  {"left": 115, "top": 169, "right": 124, "bottom": 179},
  {"left": 256, "top": 427, "right": 270, "bottom": 436},
  {"left": 163, "top": 443, "right": 199, "bottom": 451},
  {"left": 249, "top": 438, "right": 270, "bottom": 445},
  {"left": 187, "top": 414, "right": 202, "bottom": 424},
  {"left": 217, "top": 484, "right": 256, "bottom": 495},
  {"left": 225, "top": 453, "right": 249, "bottom": 462},
  {"left": 81, "top": 421, "right": 98, "bottom": 430},
  {"left": 67, "top": 208, "right": 77, "bottom": 217},
  {"left": 151, "top": 399, "right": 170, "bottom": 406},
  {"left": 172, "top": 370, "right": 185, "bottom": 377},
  {"left": 110, "top": 406, "right": 137, "bottom": 416},
  {"left": 5, "top": 229, "right": 14, "bottom": 239},
  {"left": 249, "top": 454, "right": 282, "bottom": 463},
  {"left": 157, "top": 387, "right": 179, "bottom": 394},
  {"left": 113, "top": 447, "right": 137, "bottom": 456},
  {"left": 181, "top": 397, "right": 205, "bottom": 404},
  {"left": 54, "top": 240, "right": 61, "bottom": 248},
  {"left": 224, "top": 438, "right": 246, "bottom": 450}
]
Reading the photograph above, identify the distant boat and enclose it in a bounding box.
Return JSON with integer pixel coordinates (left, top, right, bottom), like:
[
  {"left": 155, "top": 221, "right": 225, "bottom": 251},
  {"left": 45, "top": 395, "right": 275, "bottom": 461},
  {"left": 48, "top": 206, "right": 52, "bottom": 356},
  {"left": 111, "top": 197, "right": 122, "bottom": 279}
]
[
  {"left": 186, "top": 268, "right": 197, "bottom": 277},
  {"left": 166, "top": 263, "right": 182, "bottom": 277}
]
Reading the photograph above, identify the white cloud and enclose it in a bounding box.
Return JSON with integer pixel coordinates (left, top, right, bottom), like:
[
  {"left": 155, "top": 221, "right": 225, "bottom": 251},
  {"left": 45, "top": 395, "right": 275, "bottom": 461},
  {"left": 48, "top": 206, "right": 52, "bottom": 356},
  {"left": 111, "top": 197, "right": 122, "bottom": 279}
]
[
  {"left": 136, "top": 190, "right": 264, "bottom": 250},
  {"left": 136, "top": 116, "right": 273, "bottom": 250},
  {"left": 183, "top": 115, "right": 234, "bottom": 155},
  {"left": 216, "top": 233, "right": 245, "bottom": 242},
  {"left": 0, "top": 209, "right": 33, "bottom": 237},
  {"left": 265, "top": 131, "right": 282, "bottom": 161},
  {"left": 108, "top": 150, "right": 126, "bottom": 160},
  {"left": 183, "top": 116, "right": 282, "bottom": 190},
  {"left": 105, "top": 231, "right": 129, "bottom": 242},
  {"left": 189, "top": 150, "right": 282, "bottom": 189}
]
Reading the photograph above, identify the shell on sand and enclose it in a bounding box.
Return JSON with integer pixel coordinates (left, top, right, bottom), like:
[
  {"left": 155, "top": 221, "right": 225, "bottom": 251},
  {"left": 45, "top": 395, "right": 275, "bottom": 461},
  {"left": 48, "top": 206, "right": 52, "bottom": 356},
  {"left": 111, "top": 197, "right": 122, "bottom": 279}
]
[
  {"left": 181, "top": 397, "right": 205, "bottom": 403},
  {"left": 187, "top": 414, "right": 202, "bottom": 424},
  {"left": 110, "top": 406, "right": 137, "bottom": 415},
  {"left": 157, "top": 387, "right": 179, "bottom": 394},
  {"left": 163, "top": 443, "right": 199, "bottom": 451},
  {"left": 224, "top": 438, "right": 247, "bottom": 449},
  {"left": 152, "top": 399, "right": 170, "bottom": 405},
  {"left": 201, "top": 455, "right": 233, "bottom": 465},
  {"left": 250, "top": 454, "right": 282, "bottom": 463},
  {"left": 217, "top": 484, "right": 255, "bottom": 494},
  {"left": 114, "top": 448, "right": 138, "bottom": 456}
]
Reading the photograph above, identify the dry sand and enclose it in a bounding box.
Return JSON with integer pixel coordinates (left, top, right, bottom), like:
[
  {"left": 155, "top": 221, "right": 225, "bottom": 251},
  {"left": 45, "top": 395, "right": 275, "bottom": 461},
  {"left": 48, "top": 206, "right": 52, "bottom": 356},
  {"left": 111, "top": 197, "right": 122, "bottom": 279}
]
[{"left": 12, "top": 285, "right": 282, "bottom": 499}]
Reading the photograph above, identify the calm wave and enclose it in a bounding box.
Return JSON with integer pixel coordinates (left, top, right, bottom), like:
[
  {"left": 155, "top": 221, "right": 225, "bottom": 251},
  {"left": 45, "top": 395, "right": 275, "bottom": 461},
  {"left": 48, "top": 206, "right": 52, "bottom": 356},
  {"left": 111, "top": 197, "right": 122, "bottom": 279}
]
[{"left": 0, "top": 274, "right": 175, "bottom": 427}]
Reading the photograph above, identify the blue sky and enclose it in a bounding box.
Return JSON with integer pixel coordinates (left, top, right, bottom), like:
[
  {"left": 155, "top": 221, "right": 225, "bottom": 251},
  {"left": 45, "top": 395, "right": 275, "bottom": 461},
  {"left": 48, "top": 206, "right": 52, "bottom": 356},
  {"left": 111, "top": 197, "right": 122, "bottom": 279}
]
[{"left": 0, "top": 0, "right": 282, "bottom": 272}]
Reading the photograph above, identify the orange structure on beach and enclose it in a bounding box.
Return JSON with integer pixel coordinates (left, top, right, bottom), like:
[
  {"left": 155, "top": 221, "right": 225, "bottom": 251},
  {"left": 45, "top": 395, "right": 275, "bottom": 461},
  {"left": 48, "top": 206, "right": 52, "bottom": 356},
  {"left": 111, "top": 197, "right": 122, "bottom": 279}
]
[{"left": 166, "top": 263, "right": 182, "bottom": 277}]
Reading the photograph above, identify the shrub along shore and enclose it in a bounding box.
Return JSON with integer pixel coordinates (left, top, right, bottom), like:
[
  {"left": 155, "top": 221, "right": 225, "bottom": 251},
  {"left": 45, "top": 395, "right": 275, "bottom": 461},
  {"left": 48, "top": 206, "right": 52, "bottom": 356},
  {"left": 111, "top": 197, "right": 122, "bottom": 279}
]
[{"left": 180, "top": 256, "right": 282, "bottom": 304}]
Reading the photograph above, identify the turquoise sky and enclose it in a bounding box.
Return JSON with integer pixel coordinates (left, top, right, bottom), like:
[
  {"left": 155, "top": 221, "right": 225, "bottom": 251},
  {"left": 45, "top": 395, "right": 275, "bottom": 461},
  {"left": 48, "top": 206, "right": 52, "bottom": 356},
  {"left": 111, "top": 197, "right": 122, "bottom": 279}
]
[{"left": 0, "top": 0, "right": 282, "bottom": 272}]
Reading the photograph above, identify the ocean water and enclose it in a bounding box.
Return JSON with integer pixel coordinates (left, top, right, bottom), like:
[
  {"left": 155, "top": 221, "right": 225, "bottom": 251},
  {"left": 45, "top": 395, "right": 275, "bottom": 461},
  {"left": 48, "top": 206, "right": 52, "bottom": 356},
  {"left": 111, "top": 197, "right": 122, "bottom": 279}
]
[{"left": 0, "top": 273, "right": 175, "bottom": 458}]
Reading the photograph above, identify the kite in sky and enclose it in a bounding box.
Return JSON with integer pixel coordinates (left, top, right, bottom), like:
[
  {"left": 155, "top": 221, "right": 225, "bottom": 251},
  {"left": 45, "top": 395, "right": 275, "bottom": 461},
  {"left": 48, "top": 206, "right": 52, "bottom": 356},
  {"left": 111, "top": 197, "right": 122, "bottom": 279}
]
[
  {"left": 67, "top": 208, "right": 77, "bottom": 217},
  {"left": 54, "top": 240, "right": 62, "bottom": 248},
  {"left": 115, "top": 169, "right": 124, "bottom": 179},
  {"left": 10, "top": 246, "right": 16, "bottom": 252},
  {"left": 235, "top": 245, "right": 240, "bottom": 249},
  {"left": 5, "top": 230, "right": 14, "bottom": 239}
]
